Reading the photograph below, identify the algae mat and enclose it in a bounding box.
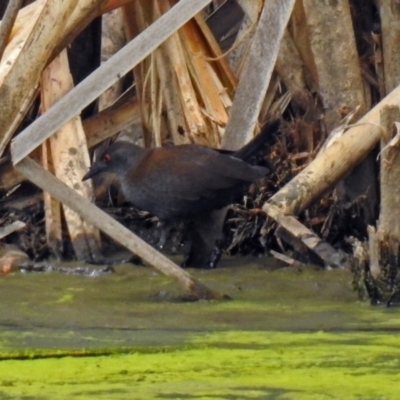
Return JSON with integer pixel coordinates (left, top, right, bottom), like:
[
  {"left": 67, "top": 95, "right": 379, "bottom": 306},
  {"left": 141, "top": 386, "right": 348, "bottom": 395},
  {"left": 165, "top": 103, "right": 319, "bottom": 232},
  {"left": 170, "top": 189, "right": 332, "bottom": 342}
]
[
  {"left": 1, "top": 261, "right": 400, "bottom": 399},
  {"left": 1, "top": 331, "right": 400, "bottom": 399}
]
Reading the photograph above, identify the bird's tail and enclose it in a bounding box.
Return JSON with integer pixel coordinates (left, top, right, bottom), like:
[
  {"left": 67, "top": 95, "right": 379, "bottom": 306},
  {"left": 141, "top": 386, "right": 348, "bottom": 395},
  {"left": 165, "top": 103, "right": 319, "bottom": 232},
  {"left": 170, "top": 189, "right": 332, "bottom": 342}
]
[{"left": 233, "top": 119, "right": 280, "bottom": 162}]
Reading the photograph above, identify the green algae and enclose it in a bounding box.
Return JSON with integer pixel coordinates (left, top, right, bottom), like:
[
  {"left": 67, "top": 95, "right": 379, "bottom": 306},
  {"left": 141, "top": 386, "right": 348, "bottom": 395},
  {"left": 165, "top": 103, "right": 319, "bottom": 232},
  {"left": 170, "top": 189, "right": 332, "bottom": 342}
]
[
  {"left": 1, "top": 331, "right": 400, "bottom": 399},
  {"left": 55, "top": 292, "right": 75, "bottom": 304}
]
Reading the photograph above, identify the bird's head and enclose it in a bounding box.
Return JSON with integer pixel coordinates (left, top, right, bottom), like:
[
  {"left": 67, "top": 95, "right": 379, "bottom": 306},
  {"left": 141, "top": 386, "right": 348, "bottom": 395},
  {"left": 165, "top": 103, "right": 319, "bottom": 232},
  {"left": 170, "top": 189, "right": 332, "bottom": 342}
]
[{"left": 82, "top": 141, "right": 145, "bottom": 181}]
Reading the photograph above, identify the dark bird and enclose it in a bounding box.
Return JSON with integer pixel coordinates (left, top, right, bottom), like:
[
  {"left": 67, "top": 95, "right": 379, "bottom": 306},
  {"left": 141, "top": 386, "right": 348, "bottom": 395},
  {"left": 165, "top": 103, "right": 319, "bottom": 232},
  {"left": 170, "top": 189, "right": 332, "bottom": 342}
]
[{"left": 82, "top": 120, "right": 279, "bottom": 268}]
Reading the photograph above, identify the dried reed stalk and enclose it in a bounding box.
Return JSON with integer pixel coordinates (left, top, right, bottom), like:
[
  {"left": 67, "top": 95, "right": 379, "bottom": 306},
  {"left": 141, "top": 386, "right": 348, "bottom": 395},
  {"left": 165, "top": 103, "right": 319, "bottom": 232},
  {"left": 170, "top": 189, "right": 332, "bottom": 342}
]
[
  {"left": 302, "top": 0, "right": 368, "bottom": 130},
  {"left": 41, "top": 49, "right": 101, "bottom": 261},
  {"left": 41, "top": 140, "right": 63, "bottom": 259},
  {"left": 0, "top": 0, "right": 24, "bottom": 62},
  {"left": 0, "top": 0, "right": 135, "bottom": 157}
]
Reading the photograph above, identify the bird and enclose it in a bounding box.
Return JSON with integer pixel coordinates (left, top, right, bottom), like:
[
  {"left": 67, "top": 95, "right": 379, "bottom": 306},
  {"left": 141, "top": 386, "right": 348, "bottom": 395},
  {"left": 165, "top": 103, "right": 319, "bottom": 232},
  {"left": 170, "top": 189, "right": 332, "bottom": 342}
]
[{"left": 82, "top": 120, "right": 279, "bottom": 268}]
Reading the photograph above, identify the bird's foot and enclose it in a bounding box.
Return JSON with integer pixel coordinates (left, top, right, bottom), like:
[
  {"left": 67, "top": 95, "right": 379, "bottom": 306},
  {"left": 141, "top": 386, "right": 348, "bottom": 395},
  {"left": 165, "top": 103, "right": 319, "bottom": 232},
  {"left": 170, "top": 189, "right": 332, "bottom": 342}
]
[
  {"left": 207, "top": 242, "right": 223, "bottom": 269},
  {"left": 181, "top": 242, "right": 223, "bottom": 269}
]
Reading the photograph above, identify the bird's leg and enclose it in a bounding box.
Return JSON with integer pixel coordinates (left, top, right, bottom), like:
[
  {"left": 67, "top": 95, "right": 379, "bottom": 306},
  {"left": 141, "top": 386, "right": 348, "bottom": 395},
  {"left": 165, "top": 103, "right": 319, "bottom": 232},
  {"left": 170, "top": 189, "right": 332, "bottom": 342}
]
[
  {"left": 207, "top": 239, "right": 224, "bottom": 269},
  {"left": 156, "top": 220, "right": 173, "bottom": 250},
  {"left": 181, "top": 208, "right": 228, "bottom": 269},
  {"left": 181, "top": 228, "right": 204, "bottom": 268}
]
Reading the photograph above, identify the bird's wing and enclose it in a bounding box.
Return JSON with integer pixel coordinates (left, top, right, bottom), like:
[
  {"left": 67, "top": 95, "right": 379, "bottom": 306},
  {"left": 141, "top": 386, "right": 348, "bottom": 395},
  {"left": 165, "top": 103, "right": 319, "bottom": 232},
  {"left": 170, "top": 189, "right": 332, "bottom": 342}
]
[{"left": 125, "top": 146, "right": 264, "bottom": 219}]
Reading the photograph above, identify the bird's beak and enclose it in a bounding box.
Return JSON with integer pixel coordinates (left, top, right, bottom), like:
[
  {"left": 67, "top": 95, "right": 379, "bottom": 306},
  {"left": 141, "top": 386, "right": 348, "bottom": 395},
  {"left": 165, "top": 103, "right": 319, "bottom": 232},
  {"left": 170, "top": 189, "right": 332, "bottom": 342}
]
[{"left": 82, "top": 161, "right": 106, "bottom": 181}]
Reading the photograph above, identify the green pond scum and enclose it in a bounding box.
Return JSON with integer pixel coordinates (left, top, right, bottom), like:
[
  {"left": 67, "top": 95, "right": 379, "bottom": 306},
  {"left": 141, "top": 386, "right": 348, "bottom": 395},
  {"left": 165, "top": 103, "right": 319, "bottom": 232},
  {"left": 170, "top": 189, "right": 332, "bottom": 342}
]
[
  {"left": 1, "top": 261, "right": 400, "bottom": 399},
  {"left": 1, "top": 331, "right": 400, "bottom": 399}
]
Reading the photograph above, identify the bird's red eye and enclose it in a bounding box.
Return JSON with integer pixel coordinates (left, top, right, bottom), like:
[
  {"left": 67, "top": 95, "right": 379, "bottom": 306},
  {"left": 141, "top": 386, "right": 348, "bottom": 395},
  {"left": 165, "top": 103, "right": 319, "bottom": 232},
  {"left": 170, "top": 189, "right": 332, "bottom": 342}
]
[{"left": 103, "top": 153, "right": 111, "bottom": 162}]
